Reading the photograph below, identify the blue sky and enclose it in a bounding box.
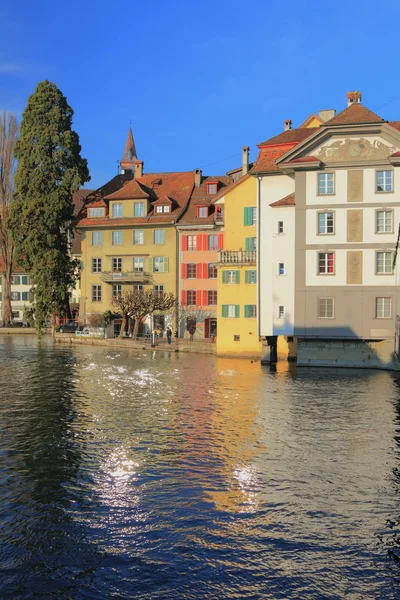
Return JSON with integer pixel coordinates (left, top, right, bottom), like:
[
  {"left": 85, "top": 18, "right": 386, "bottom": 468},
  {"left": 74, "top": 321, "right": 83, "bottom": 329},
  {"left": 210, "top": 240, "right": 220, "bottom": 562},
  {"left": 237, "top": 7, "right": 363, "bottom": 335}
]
[{"left": 2, "top": 0, "right": 400, "bottom": 189}]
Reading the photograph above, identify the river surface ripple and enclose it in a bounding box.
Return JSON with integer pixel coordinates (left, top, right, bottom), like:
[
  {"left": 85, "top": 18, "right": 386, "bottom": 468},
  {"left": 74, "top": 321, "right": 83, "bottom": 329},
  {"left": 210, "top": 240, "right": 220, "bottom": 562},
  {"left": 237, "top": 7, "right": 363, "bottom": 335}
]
[{"left": 1, "top": 336, "right": 400, "bottom": 599}]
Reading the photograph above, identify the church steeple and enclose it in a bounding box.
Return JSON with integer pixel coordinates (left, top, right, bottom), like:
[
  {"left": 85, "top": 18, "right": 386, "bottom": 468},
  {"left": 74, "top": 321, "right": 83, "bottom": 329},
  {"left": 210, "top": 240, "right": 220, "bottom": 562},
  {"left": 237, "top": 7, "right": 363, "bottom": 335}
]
[{"left": 120, "top": 126, "right": 144, "bottom": 177}]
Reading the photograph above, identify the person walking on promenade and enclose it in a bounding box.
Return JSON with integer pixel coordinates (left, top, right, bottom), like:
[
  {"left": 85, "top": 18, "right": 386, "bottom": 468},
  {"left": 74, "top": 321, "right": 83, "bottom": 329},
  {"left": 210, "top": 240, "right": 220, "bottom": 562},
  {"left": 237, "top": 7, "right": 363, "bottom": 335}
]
[{"left": 166, "top": 327, "right": 172, "bottom": 345}]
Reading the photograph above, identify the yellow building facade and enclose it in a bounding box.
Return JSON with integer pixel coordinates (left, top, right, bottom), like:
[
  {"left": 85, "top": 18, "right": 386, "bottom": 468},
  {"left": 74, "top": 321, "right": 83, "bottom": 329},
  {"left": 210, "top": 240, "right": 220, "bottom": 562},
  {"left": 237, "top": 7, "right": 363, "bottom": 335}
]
[{"left": 215, "top": 175, "right": 262, "bottom": 357}]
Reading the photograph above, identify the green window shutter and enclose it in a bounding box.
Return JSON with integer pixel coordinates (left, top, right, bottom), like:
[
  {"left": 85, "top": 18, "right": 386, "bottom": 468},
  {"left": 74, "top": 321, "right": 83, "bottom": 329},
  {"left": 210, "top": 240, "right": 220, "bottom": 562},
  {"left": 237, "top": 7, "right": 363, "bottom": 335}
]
[
  {"left": 245, "top": 271, "right": 249, "bottom": 284},
  {"left": 235, "top": 270, "right": 240, "bottom": 284},
  {"left": 164, "top": 257, "right": 169, "bottom": 272},
  {"left": 147, "top": 258, "right": 153, "bottom": 273},
  {"left": 245, "top": 237, "right": 251, "bottom": 251},
  {"left": 244, "top": 304, "right": 249, "bottom": 318},
  {"left": 22, "top": 276, "right": 28, "bottom": 285},
  {"left": 244, "top": 207, "right": 251, "bottom": 226},
  {"left": 222, "top": 271, "right": 228, "bottom": 284},
  {"left": 253, "top": 270, "right": 257, "bottom": 284},
  {"left": 0, "top": 292, "right": 2, "bottom": 301},
  {"left": 235, "top": 305, "right": 240, "bottom": 318},
  {"left": 222, "top": 304, "right": 227, "bottom": 317},
  {"left": 15, "top": 276, "right": 21, "bottom": 285},
  {"left": 17, "top": 292, "right": 21, "bottom": 301}
]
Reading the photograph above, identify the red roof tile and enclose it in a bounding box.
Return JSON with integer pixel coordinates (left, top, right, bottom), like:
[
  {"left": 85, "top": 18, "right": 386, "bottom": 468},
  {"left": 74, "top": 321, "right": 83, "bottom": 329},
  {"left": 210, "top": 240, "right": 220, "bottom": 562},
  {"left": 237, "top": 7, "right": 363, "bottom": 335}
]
[
  {"left": 281, "top": 156, "right": 321, "bottom": 165},
  {"left": 389, "top": 121, "right": 400, "bottom": 132},
  {"left": 105, "top": 178, "right": 150, "bottom": 200},
  {"left": 77, "top": 171, "right": 195, "bottom": 227},
  {"left": 250, "top": 146, "right": 294, "bottom": 173},
  {"left": 270, "top": 193, "right": 295, "bottom": 207},
  {"left": 257, "top": 127, "right": 319, "bottom": 147},
  {"left": 72, "top": 189, "right": 94, "bottom": 216},
  {"left": 324, "top": 103, "right": 384, "bottom": 126},
  {"left": 179, "top": 175, "right": 232, "bottom": 225}
]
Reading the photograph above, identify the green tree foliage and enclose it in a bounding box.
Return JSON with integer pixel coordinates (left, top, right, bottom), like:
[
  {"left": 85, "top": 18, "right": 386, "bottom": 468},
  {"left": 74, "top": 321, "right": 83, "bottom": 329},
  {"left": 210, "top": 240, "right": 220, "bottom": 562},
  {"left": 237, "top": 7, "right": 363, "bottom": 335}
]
[{"left": 8, "top": 81, "right": 90, "bottom": 334}]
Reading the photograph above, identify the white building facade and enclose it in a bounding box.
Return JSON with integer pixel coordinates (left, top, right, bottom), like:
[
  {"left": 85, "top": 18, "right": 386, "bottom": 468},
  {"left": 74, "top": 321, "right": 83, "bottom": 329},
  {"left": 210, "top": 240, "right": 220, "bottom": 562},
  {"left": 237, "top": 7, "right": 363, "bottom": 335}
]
[{"left": 276, "top": 94, "right": 400, "bottom": 367}]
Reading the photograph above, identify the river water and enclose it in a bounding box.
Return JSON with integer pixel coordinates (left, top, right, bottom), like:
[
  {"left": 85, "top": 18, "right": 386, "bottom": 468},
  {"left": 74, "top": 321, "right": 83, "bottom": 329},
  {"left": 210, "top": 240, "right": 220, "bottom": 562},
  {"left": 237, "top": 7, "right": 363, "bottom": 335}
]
[{"left": 0, "top": 336, "right": 400, "bottom": 599}]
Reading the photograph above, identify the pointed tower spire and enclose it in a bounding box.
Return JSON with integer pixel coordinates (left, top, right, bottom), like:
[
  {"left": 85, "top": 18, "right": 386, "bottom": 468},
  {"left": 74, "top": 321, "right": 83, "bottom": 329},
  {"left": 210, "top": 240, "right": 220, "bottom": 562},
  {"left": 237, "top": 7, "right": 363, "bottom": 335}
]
[
  {"left": 120, "top": 126, "right": 144, "bottom": 178},
  {"left": 121, "top": 126, "right": 137, "bottom": 170}
]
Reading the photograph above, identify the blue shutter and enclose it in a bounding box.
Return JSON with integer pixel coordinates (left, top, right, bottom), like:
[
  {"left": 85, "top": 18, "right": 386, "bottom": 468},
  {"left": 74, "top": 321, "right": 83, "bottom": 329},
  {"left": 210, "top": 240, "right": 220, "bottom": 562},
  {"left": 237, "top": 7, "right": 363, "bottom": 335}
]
[
  {"left": 234, "top": 305, "right": 240, "bottom": 318},
  {"left": 222, "top": 304, "right": 227, "bottom": 317},
  {"left": 244, "top": 207, "right": 251, "bottom": 226}
]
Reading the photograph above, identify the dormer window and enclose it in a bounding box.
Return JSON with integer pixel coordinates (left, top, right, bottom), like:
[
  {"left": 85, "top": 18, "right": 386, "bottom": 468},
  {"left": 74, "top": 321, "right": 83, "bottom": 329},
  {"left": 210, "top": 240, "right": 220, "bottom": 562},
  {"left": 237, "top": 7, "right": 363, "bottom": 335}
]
[
  {"left": 197, "top": 206, "right": 208, "bottom": 218},
  {"left": 156, "top": 205, "right": 170, "bottom": 213},
  {"left": 88, "top": 207, "right": 105, "bottom": 218},
  {"left": 207, "top": 183, "right": 218, "bottom": 195}
]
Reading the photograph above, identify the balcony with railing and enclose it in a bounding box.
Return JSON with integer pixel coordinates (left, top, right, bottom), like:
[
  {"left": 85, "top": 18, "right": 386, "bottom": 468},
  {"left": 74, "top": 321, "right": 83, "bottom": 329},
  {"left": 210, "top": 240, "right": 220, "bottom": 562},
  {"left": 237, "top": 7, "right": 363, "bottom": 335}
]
[
  {"left": 100, "top": 271, "right": 152, "bottom": 283},
  {"left": 217, "top": 250, "right": 256, "bottom": 265}
]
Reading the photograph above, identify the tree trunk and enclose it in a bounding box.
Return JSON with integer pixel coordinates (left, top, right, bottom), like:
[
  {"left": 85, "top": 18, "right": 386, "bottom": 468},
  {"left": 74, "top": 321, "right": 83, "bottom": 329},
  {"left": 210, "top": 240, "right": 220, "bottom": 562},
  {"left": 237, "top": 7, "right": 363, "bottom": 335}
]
[
  {"left": 2, "top": 246, "right": 13, "bottom": 326},
  {"left": 133, "top": 318, "right": 141, "bottom": 338},
  {"left": 119, "top": 314, "right": 127, "bottom": 338}
]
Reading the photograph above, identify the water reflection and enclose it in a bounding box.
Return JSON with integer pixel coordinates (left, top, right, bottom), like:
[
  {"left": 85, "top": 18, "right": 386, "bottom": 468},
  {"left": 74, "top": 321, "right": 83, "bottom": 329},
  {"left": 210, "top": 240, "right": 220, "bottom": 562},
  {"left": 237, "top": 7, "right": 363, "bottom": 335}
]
[{"left": 0, "top": 337, "right": 399, "bottom": 599}]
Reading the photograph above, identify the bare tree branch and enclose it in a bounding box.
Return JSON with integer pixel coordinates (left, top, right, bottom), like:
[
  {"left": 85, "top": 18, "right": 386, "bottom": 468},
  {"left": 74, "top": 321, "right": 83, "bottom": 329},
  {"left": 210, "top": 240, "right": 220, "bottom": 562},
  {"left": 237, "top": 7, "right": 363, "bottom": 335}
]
[{"left": 0, "top": 112, "right": 18, "bottom": 326}]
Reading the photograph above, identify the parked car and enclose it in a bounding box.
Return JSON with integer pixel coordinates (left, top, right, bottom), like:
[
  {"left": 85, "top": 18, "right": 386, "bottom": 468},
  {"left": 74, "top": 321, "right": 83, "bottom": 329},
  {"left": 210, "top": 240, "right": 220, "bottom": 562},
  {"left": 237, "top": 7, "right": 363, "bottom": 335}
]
[{"left": 59, "top": 321, "right": 79, "bottom": 333}]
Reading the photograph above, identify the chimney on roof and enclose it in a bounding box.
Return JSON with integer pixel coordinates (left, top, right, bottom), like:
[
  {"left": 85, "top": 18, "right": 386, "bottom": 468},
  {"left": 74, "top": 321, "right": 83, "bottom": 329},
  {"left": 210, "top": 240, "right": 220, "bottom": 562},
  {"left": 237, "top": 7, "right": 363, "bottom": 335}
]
[
  {"left": 284, "top": 119, "right": 292, "bottom": 131},
  {"left": 242, "top": 146, "right": 250, "bottom": 176},
  {"left": 347, "top": 91, "right": 362, "bottom": 107},
  {"left": 194, "top": 168, "right": 202, "bottom": 187},
  {"left": 134, "top": 161, "right": 144, "bottom": 178},
  {"left": 318, "top": 109, "right": 336, "bottom": 122}
]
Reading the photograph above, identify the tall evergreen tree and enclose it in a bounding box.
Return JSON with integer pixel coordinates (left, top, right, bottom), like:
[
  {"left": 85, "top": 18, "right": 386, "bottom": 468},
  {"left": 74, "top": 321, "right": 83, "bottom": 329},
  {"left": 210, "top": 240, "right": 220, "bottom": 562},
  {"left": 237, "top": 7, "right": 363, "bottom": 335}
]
[{"left": 8, "top": 81, "right": 90, "bottom": 333}]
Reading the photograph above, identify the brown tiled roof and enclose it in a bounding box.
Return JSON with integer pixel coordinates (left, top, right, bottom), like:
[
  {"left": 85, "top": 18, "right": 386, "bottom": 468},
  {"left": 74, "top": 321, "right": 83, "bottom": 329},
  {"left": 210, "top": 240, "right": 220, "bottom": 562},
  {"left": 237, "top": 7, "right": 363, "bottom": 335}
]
[
  {"left": 179, "top": 175, "right": 232, "bottom": 225},
  {"left": 389, "top": 121, "right": 400, "bottom": 132},
  {"left": 77, "top": 171, "right": 194, "bottom": 227},
  {"left": 79, "top": 174, "right": 133, "bottom": 213},
  {"left": 105, "top": 178, "right": 150, "bottom": 200},
  {"left": 250, "top": 146, "right": 294, "bottom": 173},
  {"left": 324, "top": 103, "right": 384, "bottom": 126},
  {"left": 270, "top": 193, "right": 295, "bottom": 207},
  {"left": 257, "top": 127, "right": 319, "bottom": 147},
  {"left": 226, "top": 163, "right": 254, "bottom": 175},
  {"left": 72, "top": 189, "right": 94, "bottom": 216}
]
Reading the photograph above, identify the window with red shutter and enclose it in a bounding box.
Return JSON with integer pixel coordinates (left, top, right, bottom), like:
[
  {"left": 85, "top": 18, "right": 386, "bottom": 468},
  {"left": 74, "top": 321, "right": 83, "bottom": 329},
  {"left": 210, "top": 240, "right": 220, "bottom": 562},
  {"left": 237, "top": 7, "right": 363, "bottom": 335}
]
[
  {"left": 182, "top": 235, "right": 187, "bottom": 251},
  {"left": 181, "top": 264, "right": 187, "bottom": 279},
  {"left": 196, "top": 290, "right": 202, "bottom": 306},
  {"left": 181, "top": 290, "right": 187, "bottom": 304}
]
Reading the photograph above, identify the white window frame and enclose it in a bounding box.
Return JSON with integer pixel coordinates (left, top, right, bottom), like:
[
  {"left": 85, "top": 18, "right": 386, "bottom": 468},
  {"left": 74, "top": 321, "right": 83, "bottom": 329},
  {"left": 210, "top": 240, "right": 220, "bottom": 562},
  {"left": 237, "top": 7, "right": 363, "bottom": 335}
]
[
  {"left": 318, "top": 297, "right": 334, "bottom": 319},
  {"left": 376, "top": 210, "right": 393, "bottom": 233},
  {"left": 227, "top": 304, "right": 236, "bottom": 318},
  {"left": 376, "top": 251, "right": 393, "bottom": 274},
  {"left": 112, "top": 284, "right": 122, "bottom": 297},
  {"left": 318, "top": 211, "right": 335, "bottom": 235},
  {"left": 318, "top": 173, "right": 334, "bottom": 195},
  {"left": 154, "top": 257, "right": 165, "bottom": 273},
  {"left": 112, "top": 257, "right": 122, "bottom": 272},
  {"left": 112, "top": 203, "right": 123, "bottom": 218},
  {"left": 318, "top": 252, "right": 335, "bottom": 275},
  {"left": 376, "top": 170, "right": 393, "bottom": 193},
  {"left": 226, "top": 270, "right": 238, "bottom": 284},
  {"left": 92, "top": 231, "right": 102, "bottom": 246},
  {"left": 134, "top": 202, "right": 145, "bottom": 217},
  {"left": 376, "top": 297, "right": 392, "bottom": 318},
  {"left": 112, "top": 231, "right": 123, "bottom": 246},
  {"left": 92, "top": 258, "right": 102, "bottom": 273},
  {"left": 154, "top": 229, "right": 165, "bottom": 245},
  {"left": 187, "top": 235, "right": 197, "bottom": 251},
  {"left": 92, "top": 285, "right": 102, "bottom": 302},
  {"left": 133, "top": 257, "right": 144, "bottom": 272},
  {"left": 134, "top": 230, "right": 144, "bottom": 245},
  {"left": 88, "top": 207, "right": 105, "bottom": 218}
]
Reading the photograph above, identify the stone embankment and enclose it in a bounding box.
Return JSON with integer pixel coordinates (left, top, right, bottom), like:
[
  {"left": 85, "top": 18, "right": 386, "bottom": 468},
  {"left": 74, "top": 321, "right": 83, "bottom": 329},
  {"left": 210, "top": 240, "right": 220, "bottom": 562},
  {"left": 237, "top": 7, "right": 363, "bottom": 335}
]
[{"left": 55, "top": 334, "right": 216, "bottom": 355}]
